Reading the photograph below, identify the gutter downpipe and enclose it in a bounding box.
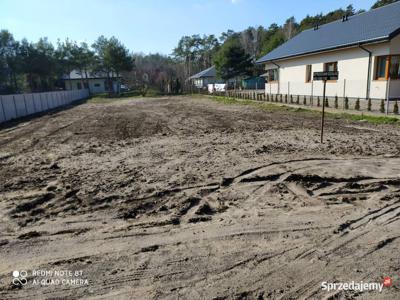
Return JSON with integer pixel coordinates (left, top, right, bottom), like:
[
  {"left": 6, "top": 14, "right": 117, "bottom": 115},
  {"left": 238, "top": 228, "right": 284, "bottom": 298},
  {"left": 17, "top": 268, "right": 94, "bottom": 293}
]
[
  {"left": 271, "top": 61, "right": 281, "bottom": 95},
  {"left": 358, "top": 44, "right": 372, "bottom": 99}
]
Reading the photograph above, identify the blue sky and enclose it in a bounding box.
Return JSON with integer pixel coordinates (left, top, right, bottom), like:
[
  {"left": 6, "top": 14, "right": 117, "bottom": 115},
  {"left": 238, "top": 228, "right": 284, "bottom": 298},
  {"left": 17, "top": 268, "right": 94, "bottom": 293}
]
[{"left": 1, "top": 0, "right": 377, "bottom": 55}]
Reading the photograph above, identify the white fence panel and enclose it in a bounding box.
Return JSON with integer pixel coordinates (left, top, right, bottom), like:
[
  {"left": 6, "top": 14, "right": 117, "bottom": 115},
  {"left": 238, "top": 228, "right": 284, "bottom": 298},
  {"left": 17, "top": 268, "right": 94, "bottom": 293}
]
[
  {"left": 0, "top": 89, "right": 89, "bottom": 124},
  {"left": 24, "top": 94, "right": 36, "bottom": 115},
  {"left": 14, "top": 94, "right": 27, "bottom": 117},
  {"left": 2, "top": 95, "right": 17, "bottom": 121},
  {"left": 0, "top": 96, "right": 6, "bottom": 123}
]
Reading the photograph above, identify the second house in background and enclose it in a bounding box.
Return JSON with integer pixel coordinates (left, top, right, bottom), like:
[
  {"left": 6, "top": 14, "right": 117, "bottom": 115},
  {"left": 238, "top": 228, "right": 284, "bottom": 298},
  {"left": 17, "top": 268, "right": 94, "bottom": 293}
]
[{"left": 257, "top": 2, "right": 400, "bottom": 101}]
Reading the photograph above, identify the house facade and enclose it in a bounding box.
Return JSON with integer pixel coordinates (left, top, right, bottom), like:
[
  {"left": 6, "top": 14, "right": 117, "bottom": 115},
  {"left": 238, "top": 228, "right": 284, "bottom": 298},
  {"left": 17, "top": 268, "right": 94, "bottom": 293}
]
[
  {"left": 189, "top": 66, "right": 216, "bottom": 89},
  {"left": 63, "top": 70, "right": 120, "bottom": 94},
  {"left": 257, "top": 2, "right": 400, "bottom": 100}
]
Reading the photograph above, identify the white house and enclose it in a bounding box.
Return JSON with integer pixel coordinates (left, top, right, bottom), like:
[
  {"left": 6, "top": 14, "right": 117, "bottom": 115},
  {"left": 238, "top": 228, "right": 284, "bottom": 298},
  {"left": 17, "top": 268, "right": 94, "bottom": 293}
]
[
  {"left": 189, "top": 66, "right": 217, "bottom": 89},
  {"left": 63, "top": 70, "right": 121, "bottom": 94},
  {"left": 256, "top": 2, "right": 400, "bottom": 101}
]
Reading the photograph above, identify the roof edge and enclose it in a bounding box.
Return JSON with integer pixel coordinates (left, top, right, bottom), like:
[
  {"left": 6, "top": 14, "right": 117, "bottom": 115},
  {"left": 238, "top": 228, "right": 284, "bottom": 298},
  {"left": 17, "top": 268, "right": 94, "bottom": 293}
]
[{"left": 256, "top": 36, "right": 390, "bottom": 64}]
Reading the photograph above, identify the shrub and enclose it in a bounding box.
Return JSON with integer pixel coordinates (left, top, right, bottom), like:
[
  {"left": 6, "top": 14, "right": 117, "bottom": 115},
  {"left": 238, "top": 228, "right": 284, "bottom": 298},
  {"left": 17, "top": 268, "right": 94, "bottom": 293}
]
[
  {"left": 367, "top": 98, "right": 371, "bottom": 111},
  {"left": 290, "top": 95, "right": 293, "bottom": 103},
  {"left": 297, "top": 95, "right": 300, "bottom": 104},
  {"left": 345, "top": 97, "right": 349, "bottom": 109},
  {"left": 355, "top": 98, "right": 360, "bottom": 110},
  {"left": 394, "top": 101, "right": 399, "bottom": 114},
  {"left": 317, "top": 96, "right": 320, "bottom": 107},
  {"left": 285, "top": 94, "right": 288, "bottom": 103},
  {"left": 334, "top": 95, "right": 338, "bottom": 109},
  {"left": 280, "top": 94, "right": 283, "bottom": 102},
  {"left": 303, "top": 95, "right": 306, "bottom": 105},
  {"left": 325, "top": 97, "right": 329, "bottom": 107},
  {"left": 380, "top": 99, "right": 385, "bottom": 113}
]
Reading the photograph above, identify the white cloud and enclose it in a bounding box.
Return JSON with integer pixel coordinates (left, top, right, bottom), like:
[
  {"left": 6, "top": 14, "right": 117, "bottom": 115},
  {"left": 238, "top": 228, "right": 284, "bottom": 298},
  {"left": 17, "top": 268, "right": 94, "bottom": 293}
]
[{"left": 231, "top": 0, "right": 241, "bottom": 4}]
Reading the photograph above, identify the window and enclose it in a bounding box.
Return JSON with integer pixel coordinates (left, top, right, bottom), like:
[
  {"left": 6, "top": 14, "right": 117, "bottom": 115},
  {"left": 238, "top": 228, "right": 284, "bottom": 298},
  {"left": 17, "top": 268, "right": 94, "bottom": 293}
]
[
  {"left": 374, "top": 55, "right": 400, "bottom": 80},
  {"left": 266, "top": 69, "right": 279, "bottom": 82},
  {"left": 94, "top": 83, "right": 101, "bottom": 87},
  {"left": 375, "top": 56, "right": 388, "bottom": 79},
  {"left": 324, "top": 61, "right": 338, "bottom": 72},
  {"left": 305, "top": 65, "right": 312, "bottom": 82},
  {"left": 389, "top": 55, "right": 400, "bottom": 79}
]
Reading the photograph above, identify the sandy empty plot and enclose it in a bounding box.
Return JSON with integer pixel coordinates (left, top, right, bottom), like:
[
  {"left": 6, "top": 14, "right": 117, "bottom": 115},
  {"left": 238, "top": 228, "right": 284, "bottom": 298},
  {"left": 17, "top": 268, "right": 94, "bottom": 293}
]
[{"left": 0, "top": 96, "right": 399, "bottom": 299}]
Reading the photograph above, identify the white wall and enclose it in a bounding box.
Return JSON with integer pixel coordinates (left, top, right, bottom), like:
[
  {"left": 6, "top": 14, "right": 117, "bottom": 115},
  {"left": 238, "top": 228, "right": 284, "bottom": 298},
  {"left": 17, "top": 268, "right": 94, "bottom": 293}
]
[
  {"left": 65, "top": 79, "right": 108, "bottom": 94},
  {"left": 0, "top": 89, "right": 89, "bottom": 124},
  {"left": 264, "top": 41, "right": 400, "bottom": 99}
]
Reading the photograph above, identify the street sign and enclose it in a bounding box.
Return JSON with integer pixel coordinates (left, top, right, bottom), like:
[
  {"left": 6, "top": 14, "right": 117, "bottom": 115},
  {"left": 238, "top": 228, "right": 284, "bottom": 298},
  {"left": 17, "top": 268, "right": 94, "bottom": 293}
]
[
  {"left": 312, "top": 71, "right": 339, "bottom": 143},
  {"left": 313, "top": 71, "right": 338, "bottom": 81}
]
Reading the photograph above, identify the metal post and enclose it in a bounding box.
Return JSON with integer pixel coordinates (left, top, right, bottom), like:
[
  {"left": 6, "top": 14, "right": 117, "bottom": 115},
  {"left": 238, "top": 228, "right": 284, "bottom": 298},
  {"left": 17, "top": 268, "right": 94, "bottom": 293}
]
[
  {"left": 321, "top": 80, "right": 326, "bottom": 143},
  {"left": 385, "top": 78, "right": 391, "bottom": 115},
  {"left": 343, "top": 79, "right": 346, "bottom": 110},
  {"left": 23, "top": 94, "right": 28, "bottom": 115},
  {"left": 311, "top": 81, "right": 314, "bottom": 106},
  {"left": 0, "top": 95, "right": 6, "bottom": 121},
  {"left": 12, "top": 95, "right": 18, "bottom": 118}
]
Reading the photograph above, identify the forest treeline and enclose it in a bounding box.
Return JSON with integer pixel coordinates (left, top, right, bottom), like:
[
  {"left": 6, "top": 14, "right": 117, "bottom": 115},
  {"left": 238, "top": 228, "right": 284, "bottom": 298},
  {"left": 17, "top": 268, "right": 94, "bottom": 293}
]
[{"left": 0, "top": 0, "right": 396, "bottom": 94}]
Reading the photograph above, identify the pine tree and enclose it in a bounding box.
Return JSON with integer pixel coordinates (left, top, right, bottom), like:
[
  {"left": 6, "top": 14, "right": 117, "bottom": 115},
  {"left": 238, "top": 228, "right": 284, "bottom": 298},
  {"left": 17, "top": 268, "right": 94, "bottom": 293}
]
[
  {"left": 394, "top": 101, "right": 399, "bottom": 114},
  {"left": 345, "top": 97, "right": 349, "bottom": 109},
  {"left": 367, "top": 98, "right": 372, "bottom": 111},
  {"left": 380, "top": 99, "right": 385, "bottom": 113},
  {"left": 355, "top": 98, "right": 360, "bottom": 110}
]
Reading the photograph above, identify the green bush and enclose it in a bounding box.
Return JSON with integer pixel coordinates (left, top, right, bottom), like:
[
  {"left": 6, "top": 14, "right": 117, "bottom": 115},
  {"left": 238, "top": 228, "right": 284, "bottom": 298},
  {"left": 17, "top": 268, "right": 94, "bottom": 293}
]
[
  {"left": 345, "top": 97, "right": 349, "bottom": 110},
  {"left": 334, "top": 95, "right": 338, "bottom": 109},
  {"left": 355, "top": 98, "right": 360, "bottom": 110},
  {"left": 367, "top": 98, "right": 372, "bottom": 111},
  {"left": 394, "top": 101, "right": 399, "bottom": 114},
  {"left": 380, "top": 99, "right": 385, "bottom": 113}
]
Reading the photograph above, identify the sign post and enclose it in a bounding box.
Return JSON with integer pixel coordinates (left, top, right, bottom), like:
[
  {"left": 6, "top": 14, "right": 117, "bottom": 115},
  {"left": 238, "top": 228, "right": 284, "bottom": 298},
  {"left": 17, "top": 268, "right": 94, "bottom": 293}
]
[{"left": 313, "top": 71, "right": 338, "bottom": 143}]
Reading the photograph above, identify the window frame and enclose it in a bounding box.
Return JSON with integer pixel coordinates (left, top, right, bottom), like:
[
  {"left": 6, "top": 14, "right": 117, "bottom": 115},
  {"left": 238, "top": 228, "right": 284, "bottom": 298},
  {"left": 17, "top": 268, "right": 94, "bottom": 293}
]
[
  {"left": 374, "top": 55, "right": 390, "bottom": 80},
  {"left": 389, "top": 55, "right": 400, "bottom": 80},
  {"left": 305, "top": 65, "right": 312, "bottom": 83},
  {"left": 323, "top": 62, "right": 338, "bottom": 82},
  {"left": 267, "top": 68, "right": 279, "bottom": 83}
]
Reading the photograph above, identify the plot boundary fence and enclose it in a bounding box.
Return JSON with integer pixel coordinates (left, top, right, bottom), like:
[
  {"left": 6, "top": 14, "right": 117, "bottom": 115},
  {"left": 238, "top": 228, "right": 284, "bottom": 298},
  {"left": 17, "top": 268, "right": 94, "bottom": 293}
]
[{"left": 0, "top": 89, "right": 89, "bottom": 124}]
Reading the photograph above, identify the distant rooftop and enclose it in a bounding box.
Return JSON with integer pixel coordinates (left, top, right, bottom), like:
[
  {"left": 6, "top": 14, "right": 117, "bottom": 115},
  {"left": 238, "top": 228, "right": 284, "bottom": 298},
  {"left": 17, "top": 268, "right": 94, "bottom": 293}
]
[
  {"left": 189, "top": 66, "right": 216, "bottom": 79},
  {"left": 257, "top": 1, "right": 400, "bottom": 63}
]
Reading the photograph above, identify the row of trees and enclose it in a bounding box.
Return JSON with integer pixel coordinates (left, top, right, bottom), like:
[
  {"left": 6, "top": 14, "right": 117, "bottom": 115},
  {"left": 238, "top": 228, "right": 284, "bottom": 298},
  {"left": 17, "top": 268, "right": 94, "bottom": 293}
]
[
  {"left": 0, "top": 31, "right": 133, "bottom": 94},
  {"left": 174, "top": 1, "right": 397, "bottom": 86},
  {"left": 1, "top": 0, "right": 396, "bottom": 95}
]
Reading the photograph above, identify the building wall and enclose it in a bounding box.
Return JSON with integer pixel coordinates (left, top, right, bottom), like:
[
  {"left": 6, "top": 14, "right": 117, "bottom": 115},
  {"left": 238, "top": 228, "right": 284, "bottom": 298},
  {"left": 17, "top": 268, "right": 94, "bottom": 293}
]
[
  {"left": 65, "top": 79, "right": 107, "bottom": 94},
  {"left": 264, "top": 40, "right": 400, "bottom": 100}
]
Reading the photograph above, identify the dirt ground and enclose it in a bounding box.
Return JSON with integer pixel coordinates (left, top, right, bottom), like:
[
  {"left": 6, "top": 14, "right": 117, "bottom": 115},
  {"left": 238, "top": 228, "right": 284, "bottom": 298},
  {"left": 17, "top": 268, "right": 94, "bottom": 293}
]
[{"left": 0, "top": 96, "right": 399, "bottom": 299}]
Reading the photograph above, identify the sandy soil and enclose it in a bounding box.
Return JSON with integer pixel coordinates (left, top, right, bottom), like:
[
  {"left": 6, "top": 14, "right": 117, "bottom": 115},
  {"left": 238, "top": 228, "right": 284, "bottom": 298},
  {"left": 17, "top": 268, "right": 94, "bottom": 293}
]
[{"left": 0, "top": 96, "right": 399, "bottom": 299}]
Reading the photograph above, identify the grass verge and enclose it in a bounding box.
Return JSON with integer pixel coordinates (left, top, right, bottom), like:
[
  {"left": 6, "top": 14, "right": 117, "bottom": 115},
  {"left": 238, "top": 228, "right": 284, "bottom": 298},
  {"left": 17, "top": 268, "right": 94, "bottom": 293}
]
[{"left": 207, "top": 95, "right": 399, "bottom": 125}]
